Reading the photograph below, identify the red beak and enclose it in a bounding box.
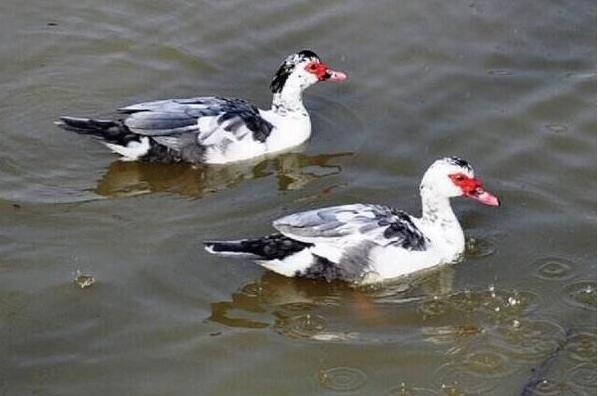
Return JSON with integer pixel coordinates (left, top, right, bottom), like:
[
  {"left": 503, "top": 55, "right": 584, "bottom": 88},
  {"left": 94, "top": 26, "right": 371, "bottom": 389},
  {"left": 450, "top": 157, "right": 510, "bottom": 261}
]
[{"left": 450, "top": 174, "right": 500, "bottom": 207}]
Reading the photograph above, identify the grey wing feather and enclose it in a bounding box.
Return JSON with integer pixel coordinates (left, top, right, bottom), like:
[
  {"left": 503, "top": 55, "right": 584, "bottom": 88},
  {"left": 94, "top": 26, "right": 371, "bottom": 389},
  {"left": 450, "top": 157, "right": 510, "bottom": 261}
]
[
  {"left": 274, "top": 204, "right": 378, "bottom": 239},
  {"left": 124, "top": 112, "right": 200, "bottom": 135},
  {"left": 118, "top": 96, "right": 272, "bottom": 143},
  {"left": 274, "top": 204, "right": 428, "bottom": 251},
  {"left": 118, "top": 97, "right": 224, "bottom": 113}
]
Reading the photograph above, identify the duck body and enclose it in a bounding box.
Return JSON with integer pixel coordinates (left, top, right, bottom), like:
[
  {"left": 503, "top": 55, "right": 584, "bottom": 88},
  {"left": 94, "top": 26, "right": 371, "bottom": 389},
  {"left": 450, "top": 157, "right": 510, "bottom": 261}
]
[
  {"left": 205, "top": 157, "right": 500, "bottom": 284},
  {"left": 200, "top": 103, "right": 312, "bottom": 164},
  {"left": 56, "top": 50, "right": 345, "bottom": 164}
]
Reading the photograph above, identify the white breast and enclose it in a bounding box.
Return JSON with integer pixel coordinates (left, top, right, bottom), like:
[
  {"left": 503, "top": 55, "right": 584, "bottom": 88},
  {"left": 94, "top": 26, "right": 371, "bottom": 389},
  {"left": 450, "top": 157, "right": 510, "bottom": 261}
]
[
  {"left": 261, "top": 110, "right": 311, "bottom": 153},
  {"left": 202, "top": 110, "right": 311, "bottom": 164},
  {"left": 364, "top": 222, "right": 465, "bottom": 283},
  {"left": 365, "top": 244, "right": 451, "bottom": 282},
  {"left": 203, "top": 134, "right": 268, "bottom": 164}
]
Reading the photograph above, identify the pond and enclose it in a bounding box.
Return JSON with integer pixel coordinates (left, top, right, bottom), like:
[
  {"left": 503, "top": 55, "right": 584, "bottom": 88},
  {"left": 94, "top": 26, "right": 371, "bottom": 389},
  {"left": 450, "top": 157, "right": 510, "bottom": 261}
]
[{"left": 0, "top": 0, "right": 595, "bottom": 394}]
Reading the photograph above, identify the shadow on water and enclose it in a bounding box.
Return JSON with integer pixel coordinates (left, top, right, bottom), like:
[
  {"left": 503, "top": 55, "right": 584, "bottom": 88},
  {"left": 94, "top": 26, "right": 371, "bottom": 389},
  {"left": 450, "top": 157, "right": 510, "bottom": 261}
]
[
  {"left": 208, "top": 266, "right": 459, "bottom": 334},
  {"left": 94, "top": 150, "right": 352, "bottom": 198}
]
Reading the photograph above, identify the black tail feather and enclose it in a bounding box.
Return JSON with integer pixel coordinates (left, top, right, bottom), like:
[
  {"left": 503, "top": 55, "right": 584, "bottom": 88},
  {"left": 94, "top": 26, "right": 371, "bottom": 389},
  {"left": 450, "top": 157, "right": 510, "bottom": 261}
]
[
  {"left": 56, "top": 116, "right": 138, "bottom": 146},
  {"left": 204, "top": 241, "right": 261, "bottom": 258},
  {"left": 204, "top": 234, "right": 311, "bottom": 260}
]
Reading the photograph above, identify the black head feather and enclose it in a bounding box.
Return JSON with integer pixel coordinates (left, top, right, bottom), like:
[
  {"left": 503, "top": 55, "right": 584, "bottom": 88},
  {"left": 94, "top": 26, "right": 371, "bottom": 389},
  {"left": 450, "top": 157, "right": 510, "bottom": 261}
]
[
  {"left": 270, "top": 62, "right": 294, "bottom": 93},
  {"left": 447, "top": 156, "right": 473, "bottom": 172},
  {"left": 297, "top": 49, "right": 320, "bottom": 61},
  {"left": 270, "top": 50, "right": 321, "bottom": 93}
]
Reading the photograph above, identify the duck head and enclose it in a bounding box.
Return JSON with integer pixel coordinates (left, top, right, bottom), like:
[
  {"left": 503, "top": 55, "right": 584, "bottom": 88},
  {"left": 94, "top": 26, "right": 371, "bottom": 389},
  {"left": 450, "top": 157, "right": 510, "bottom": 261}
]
[
  {"left": 420, "top": 157, "right": 500, "bottom": 207},
  {"left": 270, "top": 50, "right": 347, "bottom": 95}
]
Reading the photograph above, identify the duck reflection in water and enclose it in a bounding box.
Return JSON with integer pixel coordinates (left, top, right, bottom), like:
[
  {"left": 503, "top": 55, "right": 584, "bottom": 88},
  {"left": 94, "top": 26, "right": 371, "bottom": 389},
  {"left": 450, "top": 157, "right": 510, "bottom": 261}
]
[
  {"left": 94, "top": 150, "right": 352, "bottom": 198},
  {"left": 208, "top": 266, "right": 457, "bottom": 333}
]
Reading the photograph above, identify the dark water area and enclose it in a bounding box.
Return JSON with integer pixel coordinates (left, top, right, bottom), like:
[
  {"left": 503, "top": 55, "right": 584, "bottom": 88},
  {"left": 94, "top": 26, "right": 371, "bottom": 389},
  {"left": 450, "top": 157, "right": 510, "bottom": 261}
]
[{"left": 0, "top": 0, "right": 595, "bottom": 394}]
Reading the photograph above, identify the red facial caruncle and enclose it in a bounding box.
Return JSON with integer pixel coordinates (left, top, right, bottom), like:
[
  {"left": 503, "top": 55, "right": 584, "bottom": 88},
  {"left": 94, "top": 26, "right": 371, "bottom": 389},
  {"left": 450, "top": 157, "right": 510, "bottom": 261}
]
[
  {"left": 449, "top": 173, "right": 500, "bottom": 207},
  {"left": 304, "top": 61, "right": 347, "bottom": 82}
]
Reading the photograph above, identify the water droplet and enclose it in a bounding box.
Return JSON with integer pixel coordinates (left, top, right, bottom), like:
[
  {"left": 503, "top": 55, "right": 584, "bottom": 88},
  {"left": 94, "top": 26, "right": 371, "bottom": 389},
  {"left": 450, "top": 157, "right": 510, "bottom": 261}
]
[
  {"left": 240, "top": 282, "right": 263, "bottom": 297},
  {"left": 419, "top": 288, "right": 537, "bottom": 320},
  {"left": 532, "top": 257, "right": 576, "bottom": 281},
  {"left": 492, "top": 318, "right": 565, "bottom": 361},
  {"left": 318, "top": 367, "right": 367, "bottom": 391},
  {"left": 388, "top": 383, "right": 439, "bottom": 395},
  {"left": 481, "top": 290, "right": 539, "bottom": 318},
  {"left": 562, "top": 281, "right": 596, "bottom": 310},
  {"left": 465, "top": 237, "right": 496, "bottom": 259},
  {"left": 439, "top": 383, "right": 466, "bottom": 396},
  {"left": 73, "top": 270, "right": 95, "bottom": 289},
  {"left": 527, "top": 379, "right": 561, "bottom": 395},
  {"left": 512, "top": 320, "right": 520, "bottom": 328},
  {"left": 277, "top": 313, "right": 327, "bottom": 339},
  {"left": 435, "top": 360, "right": 502, "bottom": 394}
]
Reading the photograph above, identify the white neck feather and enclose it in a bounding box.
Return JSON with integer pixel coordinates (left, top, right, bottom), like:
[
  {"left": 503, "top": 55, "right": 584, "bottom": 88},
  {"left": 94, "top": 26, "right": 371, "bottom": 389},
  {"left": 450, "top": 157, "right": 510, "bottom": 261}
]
[
  {"left": 271, "top": 90, "right": 306, "bottom": 115},
  {"left": 271, "top": 72, "right": 311, "bottom": 116},
  {"left": 419, "top": 185, "right": 465, "bottom": 250}
]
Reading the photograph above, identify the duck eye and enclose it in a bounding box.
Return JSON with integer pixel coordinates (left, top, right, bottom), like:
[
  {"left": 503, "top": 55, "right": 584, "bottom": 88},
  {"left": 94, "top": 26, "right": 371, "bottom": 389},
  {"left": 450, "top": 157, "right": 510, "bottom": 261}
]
[
  {"left": 455, "top": 175, "right": 465, "bottom": 181},
  {"left": 308, "top": 63, "right": 318, "bottom": 71}
]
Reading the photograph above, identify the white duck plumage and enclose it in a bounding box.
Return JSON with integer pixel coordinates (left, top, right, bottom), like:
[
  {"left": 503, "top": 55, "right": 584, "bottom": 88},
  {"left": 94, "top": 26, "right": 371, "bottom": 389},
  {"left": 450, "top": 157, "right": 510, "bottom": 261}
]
[
  {"left": 205, "top": 157, "right": 500, "bottom": 284},
  {"left": 56, "top": 50, "right": 346, "bottom": 164}
]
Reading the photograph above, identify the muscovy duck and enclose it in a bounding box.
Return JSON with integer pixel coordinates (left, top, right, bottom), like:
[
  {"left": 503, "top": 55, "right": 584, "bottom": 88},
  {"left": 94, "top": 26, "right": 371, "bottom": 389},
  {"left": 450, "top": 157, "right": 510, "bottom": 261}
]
[
  {"left": 205, "top": 157, "right": 500, "bottom": 283},
  {"left": 56, "top": 50, "right": 346, "bottom": 164}
]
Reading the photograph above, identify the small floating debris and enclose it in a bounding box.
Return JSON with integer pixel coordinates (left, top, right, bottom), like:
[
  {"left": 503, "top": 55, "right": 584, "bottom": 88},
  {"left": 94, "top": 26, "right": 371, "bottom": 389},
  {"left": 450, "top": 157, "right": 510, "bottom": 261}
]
[
  {"left": 487, "top": 69, "right": 513, "bottom": 76},
  {"left": 512, "top": 319, "right": 521, "bottom": 328},
  {"left": 74, "top": 270, "right": 95, "bottom": 289},
  {"left": 311, "top": 331, "right": 359, "bottom": 342},
  {"left": 544, "top": 123, "right": 568, "bottom": 134}
]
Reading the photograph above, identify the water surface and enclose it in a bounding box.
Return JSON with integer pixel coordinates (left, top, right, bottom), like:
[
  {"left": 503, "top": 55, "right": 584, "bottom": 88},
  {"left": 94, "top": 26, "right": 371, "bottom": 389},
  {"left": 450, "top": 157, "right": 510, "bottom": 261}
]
[{"left": 0, "top": 0, "right": 595, "bottom": 395}]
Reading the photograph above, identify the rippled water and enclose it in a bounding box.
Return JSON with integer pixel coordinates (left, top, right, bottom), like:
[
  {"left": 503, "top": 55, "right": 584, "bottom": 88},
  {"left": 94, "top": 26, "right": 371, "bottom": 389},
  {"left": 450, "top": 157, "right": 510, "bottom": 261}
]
[{"left": 0, "top": 0, "right": 595, "bottom": 395}]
